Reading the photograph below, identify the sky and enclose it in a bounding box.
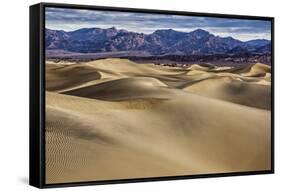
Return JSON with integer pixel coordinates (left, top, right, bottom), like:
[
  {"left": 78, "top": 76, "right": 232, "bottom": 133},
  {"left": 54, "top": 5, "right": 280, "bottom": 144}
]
[{"left": 45, "top": 7, "right": 271, "bottom": 41}]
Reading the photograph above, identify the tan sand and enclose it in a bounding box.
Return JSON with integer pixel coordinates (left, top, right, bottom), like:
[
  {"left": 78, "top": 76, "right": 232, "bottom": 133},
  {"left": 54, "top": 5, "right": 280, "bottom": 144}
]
[
  {"left": 183, "top": 76, "right": 271, "bottom": 110},
  {"left": 45, "top": 59, "right": 271, "bottom": 184}
]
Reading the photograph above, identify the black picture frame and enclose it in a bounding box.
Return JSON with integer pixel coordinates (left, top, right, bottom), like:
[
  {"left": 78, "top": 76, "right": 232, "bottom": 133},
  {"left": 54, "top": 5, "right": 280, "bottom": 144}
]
[{"left": 30, "top": 2, "right": 275, "bottom": 189}]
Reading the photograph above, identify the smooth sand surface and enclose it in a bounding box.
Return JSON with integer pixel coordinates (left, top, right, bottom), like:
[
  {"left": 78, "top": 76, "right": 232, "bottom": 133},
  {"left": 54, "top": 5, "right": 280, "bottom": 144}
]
[{"left": 46, "top": 58, "right": 271, "bottom": 183}]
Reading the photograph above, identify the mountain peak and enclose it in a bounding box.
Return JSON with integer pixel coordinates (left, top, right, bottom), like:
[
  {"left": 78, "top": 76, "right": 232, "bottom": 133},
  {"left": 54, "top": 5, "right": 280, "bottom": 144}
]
[
  {"left": 245, "top": 39, "right": 271, "bottom": 47},
  {"left": 108, "top": 26, "right": 117, "bottom": 31},
  {"left": 189, "top": 29, "right": 210, "bottom": 38},
  {"left": 191, "top": 29, "right": 209, "bottom": 33},
  {"left": 246, "top": 39, "right": 269, "bottom": 42},
  {"left": 154, "top": 29, "right": 177, "bottom": 33},
  {"left": 71, "top": 27, "right": 101, "bottom": 33},
  {"left": 152, "top": 29, "right": 186, "bottom": 39}
]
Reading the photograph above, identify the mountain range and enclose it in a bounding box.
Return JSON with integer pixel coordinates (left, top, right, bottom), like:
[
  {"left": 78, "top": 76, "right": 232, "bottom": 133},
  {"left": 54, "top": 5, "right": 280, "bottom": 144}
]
[{"left": 46, "top": 27, "right": 271, "bottom": 55}]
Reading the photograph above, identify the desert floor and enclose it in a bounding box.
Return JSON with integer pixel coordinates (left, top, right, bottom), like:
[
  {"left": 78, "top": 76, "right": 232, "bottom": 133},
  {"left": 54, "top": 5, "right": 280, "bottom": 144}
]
[{"left": 45, "top": 58, "right": 271, "bottom": 184}]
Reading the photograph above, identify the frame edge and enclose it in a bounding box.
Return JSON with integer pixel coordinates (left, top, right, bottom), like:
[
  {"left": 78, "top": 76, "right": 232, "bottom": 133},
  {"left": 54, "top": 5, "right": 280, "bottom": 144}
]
[{"left": 29, "top": 3, "right": 44, "bottom": 189}]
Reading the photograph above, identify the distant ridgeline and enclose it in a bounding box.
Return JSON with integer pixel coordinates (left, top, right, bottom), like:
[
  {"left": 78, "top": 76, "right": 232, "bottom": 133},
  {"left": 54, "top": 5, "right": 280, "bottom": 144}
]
[{"left": 45, "top": 27, "right": 271, "bottom": 63}]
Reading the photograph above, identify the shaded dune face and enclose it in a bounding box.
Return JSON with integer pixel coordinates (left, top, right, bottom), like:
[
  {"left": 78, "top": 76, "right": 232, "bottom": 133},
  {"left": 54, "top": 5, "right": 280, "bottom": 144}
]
[
  {"left": 63, "top": 77, "right": 170, "bottom": 100},
  {"left": 45, "top": 58, "right": 271, "bottom": 184},
  {"left": 227, "top": 63, "right": 271, "bottom": 77},
  {"left": 46, "top": 63, "right": 102, "bottom": 92},
  {"left": 243, "top": 63, "right": 271, "bottom": 77}
]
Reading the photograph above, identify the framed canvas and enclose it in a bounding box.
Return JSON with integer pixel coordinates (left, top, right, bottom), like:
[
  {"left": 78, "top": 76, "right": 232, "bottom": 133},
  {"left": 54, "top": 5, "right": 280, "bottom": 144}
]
[{"left": 29, "top": 2, "right": 274, "bottom": 188}]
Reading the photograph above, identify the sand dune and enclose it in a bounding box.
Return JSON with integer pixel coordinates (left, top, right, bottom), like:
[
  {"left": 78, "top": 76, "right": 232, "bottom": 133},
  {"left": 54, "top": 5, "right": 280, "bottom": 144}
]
[
  {"left": 188, "top": 63, "right": 215, "bottom": 71},
  {"left": 46, "top": 58, "right": 187, "bottom": 92},
  {"left": 242, "top": 63, "right": 271, "bottom": 77},
  {"left": 46, "top": 63, "right": 102, "bottom": 92},
  {"left": 183, "top": 76, "right": 271, "bottom": 110},
  {"left": 45, "top": 59, "right": 271, "bottom": 184},
  {"left": 62, "top": 77, "right": 172, "bottom": 101}
]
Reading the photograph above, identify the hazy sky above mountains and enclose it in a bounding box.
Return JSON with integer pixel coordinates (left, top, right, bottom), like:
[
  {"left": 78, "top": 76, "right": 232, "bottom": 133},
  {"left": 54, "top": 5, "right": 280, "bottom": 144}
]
[{"left": 45, "top": 7, "right": 271, "bottom": 41}]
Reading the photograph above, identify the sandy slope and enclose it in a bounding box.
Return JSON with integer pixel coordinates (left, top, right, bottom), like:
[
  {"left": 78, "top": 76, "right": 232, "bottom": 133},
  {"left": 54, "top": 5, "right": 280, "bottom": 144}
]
[
  {"left": 45, "top": 59, "right": 272, "bottom": 184},
  {"left": 183, "top": 76, "right": 271, "bottom": 110}
]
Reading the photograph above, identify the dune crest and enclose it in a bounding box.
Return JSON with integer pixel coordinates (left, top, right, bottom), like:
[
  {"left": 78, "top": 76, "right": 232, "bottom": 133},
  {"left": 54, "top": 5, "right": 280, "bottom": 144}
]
[{"left": 242, "top": 63, "right": 271, "bottom": 77}]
